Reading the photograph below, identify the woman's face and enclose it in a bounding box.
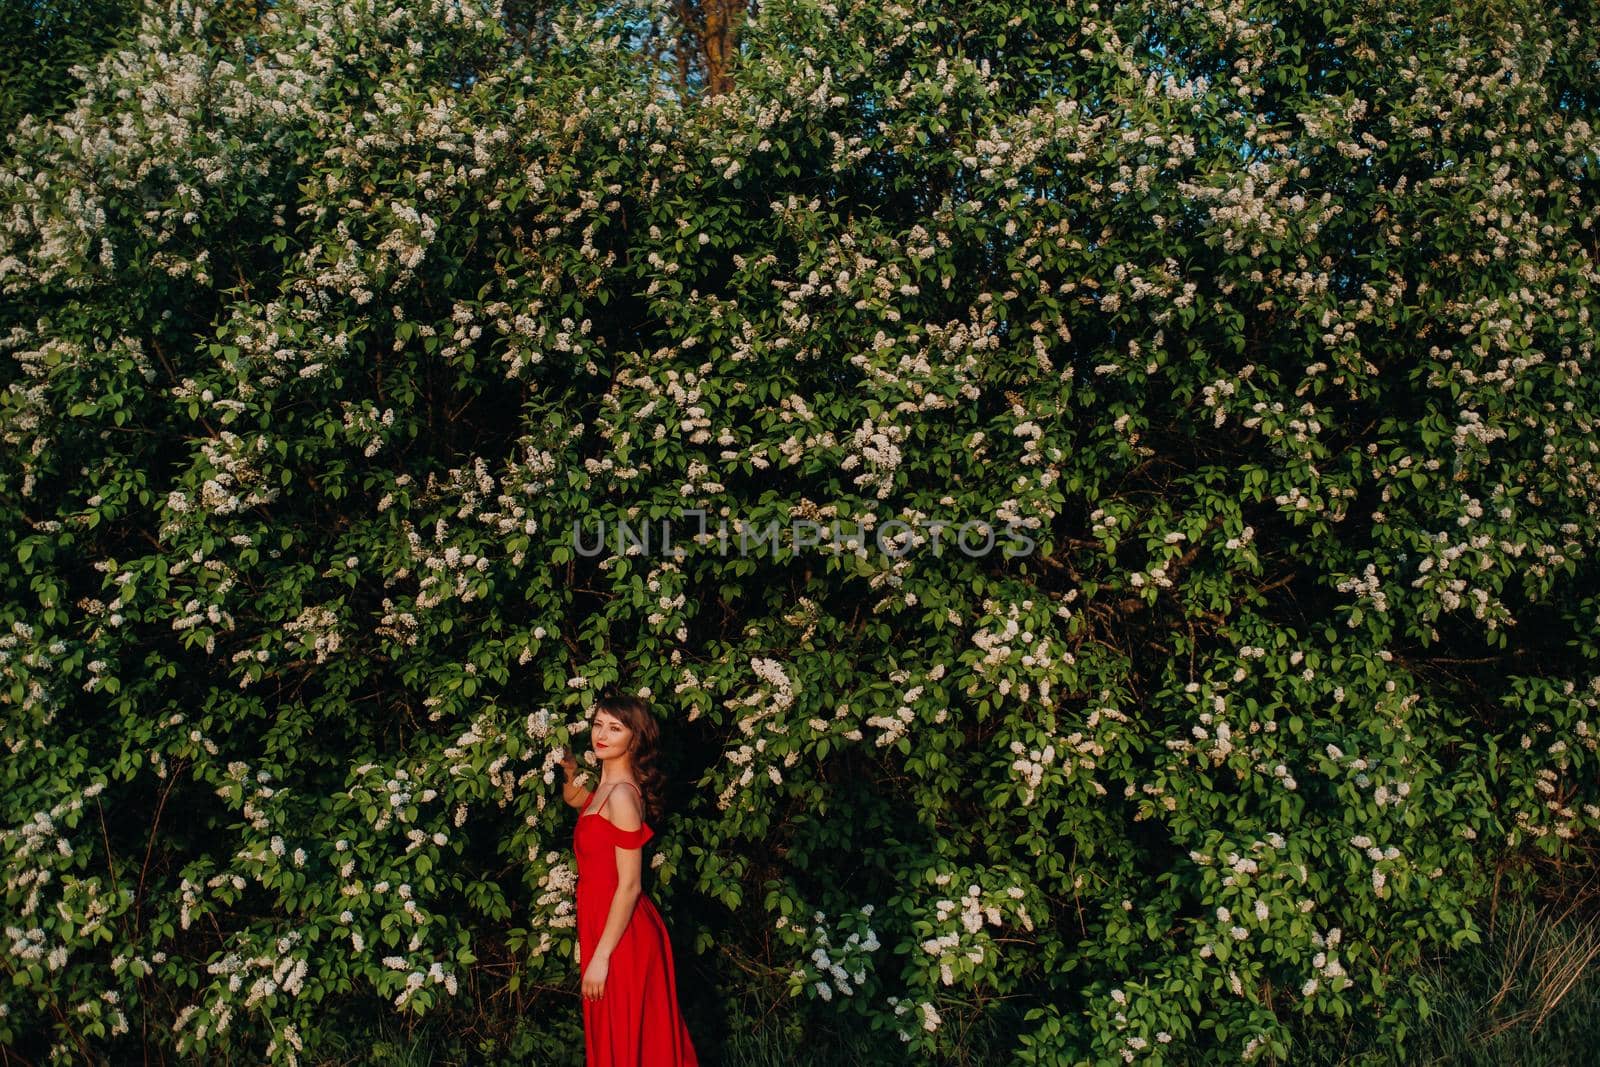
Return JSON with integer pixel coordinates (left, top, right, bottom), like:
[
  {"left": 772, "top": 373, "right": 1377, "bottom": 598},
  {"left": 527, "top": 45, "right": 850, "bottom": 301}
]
[{"left": 590, "top": 710, "right": 633, "bottom": 760}]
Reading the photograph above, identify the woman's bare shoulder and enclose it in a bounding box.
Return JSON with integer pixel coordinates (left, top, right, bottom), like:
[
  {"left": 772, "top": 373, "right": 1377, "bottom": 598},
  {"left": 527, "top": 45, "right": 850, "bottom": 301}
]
[{"left": 603, "top": 780, "right": 645, "bottom": 831}]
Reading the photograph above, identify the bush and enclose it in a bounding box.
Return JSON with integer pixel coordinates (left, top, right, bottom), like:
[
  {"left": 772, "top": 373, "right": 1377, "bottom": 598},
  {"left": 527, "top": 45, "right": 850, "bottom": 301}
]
[{"left": 2, "top": 0, "right": 1598, "bottom": 1063}]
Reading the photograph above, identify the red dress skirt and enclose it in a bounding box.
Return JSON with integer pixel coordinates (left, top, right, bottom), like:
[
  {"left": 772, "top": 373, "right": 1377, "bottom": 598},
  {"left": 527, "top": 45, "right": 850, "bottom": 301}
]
[{"left": 574, "top": 810, "right": 699, "bottom": 1066}]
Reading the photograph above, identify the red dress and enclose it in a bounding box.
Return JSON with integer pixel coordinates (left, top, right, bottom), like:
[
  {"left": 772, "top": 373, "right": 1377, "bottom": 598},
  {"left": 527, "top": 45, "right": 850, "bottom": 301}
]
[{"left": 575, "top": 789, "right": 699, "bottom": 1066}]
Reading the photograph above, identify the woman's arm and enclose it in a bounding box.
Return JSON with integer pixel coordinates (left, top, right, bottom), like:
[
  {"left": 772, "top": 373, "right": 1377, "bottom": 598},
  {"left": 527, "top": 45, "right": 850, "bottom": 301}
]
[
  {"left": 582, "top": 788, "right": 646, "bottom": 990},
  {"left": 559, "top": 748, "right": 591, "bottom": 809},
  {"left": 561, "top": 777, "right": 592, "bottom": 810}
]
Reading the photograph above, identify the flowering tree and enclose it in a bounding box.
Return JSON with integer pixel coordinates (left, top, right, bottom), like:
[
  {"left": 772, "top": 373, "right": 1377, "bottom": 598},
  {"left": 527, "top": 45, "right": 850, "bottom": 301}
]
[{"left": 2, "top": 0, "right": 1599, "bottom": 1063}]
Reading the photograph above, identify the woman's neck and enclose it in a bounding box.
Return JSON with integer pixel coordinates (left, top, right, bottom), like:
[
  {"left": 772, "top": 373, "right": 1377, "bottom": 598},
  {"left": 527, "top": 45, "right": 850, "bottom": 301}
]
[{"left": 597, "top": 756, "right": 635, "bottom": 784}]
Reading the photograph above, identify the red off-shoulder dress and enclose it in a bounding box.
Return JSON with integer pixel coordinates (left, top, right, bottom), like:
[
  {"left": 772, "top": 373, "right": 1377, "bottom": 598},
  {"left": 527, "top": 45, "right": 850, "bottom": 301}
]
[{"left": 575, "top": 782, "right": 699, "bottom": 1066}]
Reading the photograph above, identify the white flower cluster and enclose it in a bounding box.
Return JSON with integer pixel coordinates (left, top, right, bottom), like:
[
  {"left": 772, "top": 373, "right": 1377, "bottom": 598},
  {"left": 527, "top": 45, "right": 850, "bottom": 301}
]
[
  {"left": 487, "top": 443, "right": 560, "bottom": 569},
  {"left": 3, "top": 803, "right": 76, "bottom": 912},
  {"left": 377, "top": 200, "right": 439, "bottom": 281},
  {"left": 1166, "top": 686, "right": 1302, "bottom": 790},
  {"left": 196, "top": 431, "right": 281, "bottom": 516},
  {"left": 525, "top": 850, "right": 578, "bottom": 956},
  {"left": 264, "top": 1022, "right": 303, "bottom": 1067},
  {"left": 164, "top": 547, "right": 241, "bottom": 657},
  {"left": 1387, "top": 489, "right": 1525, "bottom": 634},
  {"left": 642, "top": 561, "right": 689, "bottom": 636},
  {"left": 1200, "top": 374, "right": 1242, "bottom": 428},
  {"left": 1180, "top": 161, "right": 1343, "bottom": 258},
  {"left": 380, "top": 950, "right": 459, "bottom": 1009},
  {"left": 779, "top": 903, "right": 881, "bottom": 1002},
  {"left": 5, "top": 923, "right": 62, "bottom": 971},
  {"left": 1347, "top": 834, "right": 1406, "bottom": 897},
  {"left": 174, "top": 928, "right": 317, "bottom": 1051},
  {"left": 339, "top": 399, "right": 396, "bottom": 458},
  {"left": 0, "top": 622, "right": 70, "bottom": 744},
  {"left": 3, "top": 783, "right": 118, "bottom": 980},
  {"left": 887, "top": 996, "right": 943, "bottom": 1041},
  {"left": 839, "top": 417, "right": 909, "bottom": 499},
  {"left": 522, "top": 706, "right": 559, "bottom": 750},
  {"left": 179, "top": 865, "right": 247, "bottom": 931},
  {"left": 210, "top": 759, "right": 280, "bottom": 834},
  {"left": 1011, "top": 415, "right": 1049, "bottom": 467},
  {"left": 0, "top": 337, "right": 87, "bottom": 497},
  {"left": 375, "top": 461, "right": 496, "bottom": 607},
  {"left": 1502, "top": 682, "right": 1600, "bottom": 842},
  {"left": 967, "top": 597, "right": 1068, "bottom": 708},
  {"left": 375, "top": 596, "right": 421, "bottom": 648},
  {"left": 438, "top": 709, "right": 528, "bottom": 808},
  {"left": 386, "top": 766, "right": 439, "bottom": 827},
  {"left": 1009, "top": 737, "right": 1055, "bottom": 803},
  {"left": 1299, "top": 926, "right": 1348, "bottom": 997},
  {"left": 866, "top": 666, "right": 948, "bottom": 748},
  {"left": 1009, "top": 708, "right": 1118, "bottom": 807},
  {"left": 716, "top": 657, "right": 802, "bottom": 810},
  {"left": 916, "top": 873, "right": 1034, "bottom": 991},
  {"left": 282, "top": 602, "right": 343, "bottom": 664},
  {"left": 200, "top": 931, "right": 310, "bottom": 1013},
  {"left": 1100, "top": 982, "right": 1178, "bottom": 1062}
]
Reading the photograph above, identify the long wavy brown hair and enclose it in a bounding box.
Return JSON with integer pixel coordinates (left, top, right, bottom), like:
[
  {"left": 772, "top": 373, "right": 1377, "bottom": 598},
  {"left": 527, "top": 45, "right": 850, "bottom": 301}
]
[{"left": 591, "top": 686, "right": 667, "bottom": 826}]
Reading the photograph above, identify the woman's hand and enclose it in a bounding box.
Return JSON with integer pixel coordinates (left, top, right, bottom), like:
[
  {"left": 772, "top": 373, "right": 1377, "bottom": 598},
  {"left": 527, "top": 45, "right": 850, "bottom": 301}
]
[
  {"left": 559, "top": 747, "right": 578, "bottom": 783},
  {"left": 581, "top": 954, "right": 609, "bottom": 1002}
]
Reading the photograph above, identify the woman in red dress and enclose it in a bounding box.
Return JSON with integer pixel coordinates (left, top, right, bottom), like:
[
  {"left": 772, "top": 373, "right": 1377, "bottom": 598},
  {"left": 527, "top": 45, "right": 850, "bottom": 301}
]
[{"left": 559, "top": 688, "right": 699, "bottom": 1066}]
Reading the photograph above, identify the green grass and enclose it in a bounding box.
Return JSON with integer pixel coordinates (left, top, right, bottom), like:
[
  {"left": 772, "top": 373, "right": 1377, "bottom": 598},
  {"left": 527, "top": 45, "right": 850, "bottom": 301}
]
[
  {"left": 1291, "top": 876, "right": 1600, "bottom": 1067},
  {"left": 1395, "top": 895, "right": 1600, "bottom": 1066}
]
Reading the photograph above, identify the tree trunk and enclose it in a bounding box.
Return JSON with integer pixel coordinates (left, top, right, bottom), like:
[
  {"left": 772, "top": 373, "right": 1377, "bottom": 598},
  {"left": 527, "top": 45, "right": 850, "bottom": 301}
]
[{"left": 674, "top": 0, "right": 749, "bottom": 96}]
